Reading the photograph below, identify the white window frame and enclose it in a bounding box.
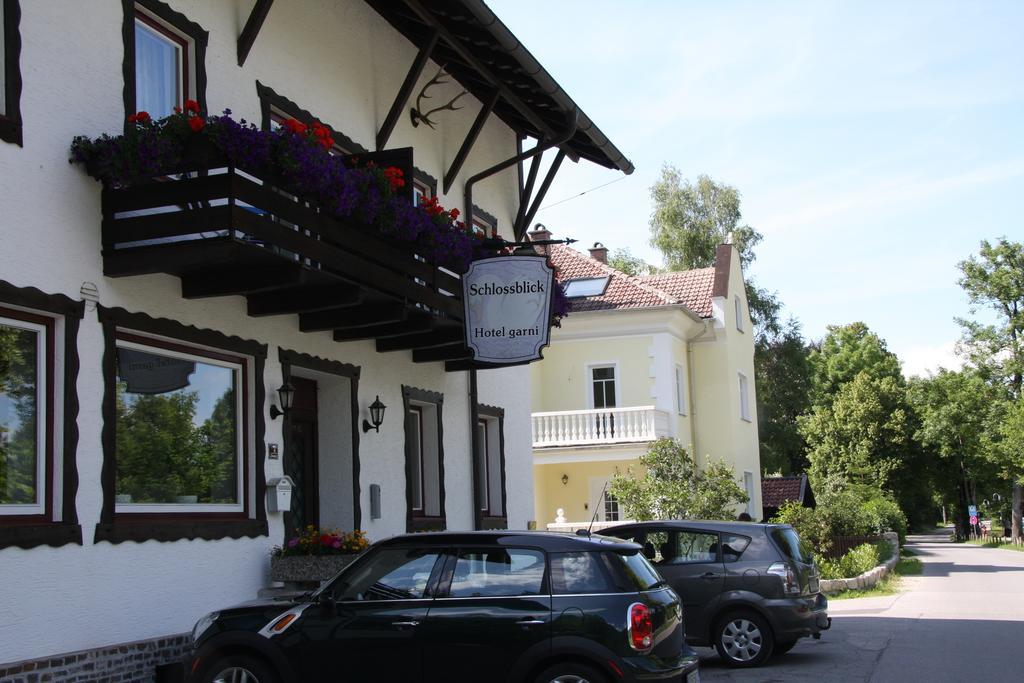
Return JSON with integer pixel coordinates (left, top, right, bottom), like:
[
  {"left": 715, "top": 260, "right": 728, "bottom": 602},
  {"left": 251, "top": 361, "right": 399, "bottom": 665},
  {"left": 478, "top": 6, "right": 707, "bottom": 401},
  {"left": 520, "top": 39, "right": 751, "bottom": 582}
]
[
  {"left": 412, "top": 178, "right": 432, "bottom": 208},
  {"left": 738, "top": 372, "right": 751, "bottom": 422},
  {"left": 587, "top": 362, "right": 618, "bottom": 410},
  {"left": 471, "top": 215, "right": 493, "bottom": 239},
  {"left": 408, "top": 400, "right": 441, "bottom": 518},
  {"left": 675, "top": 364, "right": 687, "bottom": 416},
  {"left": 735, "top": 295, "right": 744, "bottom": 332},
  {"left": 603, "top": 491, "right": 620, "bottom": 522},
  {"left": 0, "top": 313, "right": 48, "bottom": 516},
  {"left": 114, "top": 337, "right": 247, "bottom": 514},
  {"left": 134, "top": 5, "right": 194, "bottom": 116}
]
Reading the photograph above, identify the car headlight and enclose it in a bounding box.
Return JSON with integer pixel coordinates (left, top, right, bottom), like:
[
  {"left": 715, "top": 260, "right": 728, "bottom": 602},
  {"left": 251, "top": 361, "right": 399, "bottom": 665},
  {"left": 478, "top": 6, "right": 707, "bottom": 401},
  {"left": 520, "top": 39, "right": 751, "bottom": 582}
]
[{"left": 191, "top": 611, "right": 219, "bottom": 644}]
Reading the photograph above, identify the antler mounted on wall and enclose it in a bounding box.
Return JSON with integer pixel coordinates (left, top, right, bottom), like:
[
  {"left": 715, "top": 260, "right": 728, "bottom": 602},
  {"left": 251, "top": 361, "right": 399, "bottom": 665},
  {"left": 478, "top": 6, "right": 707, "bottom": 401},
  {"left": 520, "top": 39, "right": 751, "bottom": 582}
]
[{"left": 410, "top": 66, "right": 468, "bottom": 129}]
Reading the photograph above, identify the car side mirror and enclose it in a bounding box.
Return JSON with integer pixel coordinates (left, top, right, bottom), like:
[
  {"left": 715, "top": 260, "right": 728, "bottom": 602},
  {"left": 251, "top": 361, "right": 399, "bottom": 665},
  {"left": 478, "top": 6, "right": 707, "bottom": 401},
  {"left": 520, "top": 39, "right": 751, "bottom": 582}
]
[{"left": 317, "top": 590, "right": 337, "bottom": 616}]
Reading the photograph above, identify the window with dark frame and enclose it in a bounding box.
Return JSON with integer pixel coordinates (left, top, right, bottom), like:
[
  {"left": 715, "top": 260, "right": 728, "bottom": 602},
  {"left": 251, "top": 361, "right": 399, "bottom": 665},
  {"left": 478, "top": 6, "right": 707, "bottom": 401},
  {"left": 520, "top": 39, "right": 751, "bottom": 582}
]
[
  {"left": 591, "top": 366, "right": 616, "bottom": 409},
  {"left": 475, "top": 404, "right": 506, "bottom": 526},
  {"left": 0, "top": 0, "right": 23, "bottom": 146},
  {"left": 113, "top": 333, "right": 247, "bottom": 513},
  {"left": 476, "top": 419, "right": 488, "bottom": 513},
  {"left": 257, "top": 81, "right": 365, "bottom": 157},
  {"left": 0, "top": 281, "right": 85, "bottom": 551},
  {"left": 123, "top": 0, "right": 207, "bottom": 124},
  {"left": 0, "top": 306, "right": 53, "bottom": 518},
  {"left": 402, "top": 386, "right": 444, "bottom": 531}
]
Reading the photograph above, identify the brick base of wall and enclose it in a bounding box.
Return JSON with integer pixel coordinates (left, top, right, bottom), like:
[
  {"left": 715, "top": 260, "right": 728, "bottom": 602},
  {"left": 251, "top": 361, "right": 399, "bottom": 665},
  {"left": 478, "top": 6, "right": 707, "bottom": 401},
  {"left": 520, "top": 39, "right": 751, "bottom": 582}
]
[{"left": 0, "top": 634, "right": 189, "bottom": 683}]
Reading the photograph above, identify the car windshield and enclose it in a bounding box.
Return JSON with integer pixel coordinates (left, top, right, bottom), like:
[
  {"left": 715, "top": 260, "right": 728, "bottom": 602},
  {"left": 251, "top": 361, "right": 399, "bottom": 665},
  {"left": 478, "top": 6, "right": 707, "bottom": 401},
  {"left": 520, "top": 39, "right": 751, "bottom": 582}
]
[{"left": 771, "top": 527, "right": 813, "bottom": 565}]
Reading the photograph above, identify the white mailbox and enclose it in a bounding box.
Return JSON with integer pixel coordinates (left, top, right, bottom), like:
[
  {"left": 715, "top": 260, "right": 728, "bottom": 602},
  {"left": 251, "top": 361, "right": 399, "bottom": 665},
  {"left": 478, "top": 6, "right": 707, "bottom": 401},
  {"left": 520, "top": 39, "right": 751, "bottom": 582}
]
[{"left": 266, "top": 476, "right": 294, "bottom": 513}]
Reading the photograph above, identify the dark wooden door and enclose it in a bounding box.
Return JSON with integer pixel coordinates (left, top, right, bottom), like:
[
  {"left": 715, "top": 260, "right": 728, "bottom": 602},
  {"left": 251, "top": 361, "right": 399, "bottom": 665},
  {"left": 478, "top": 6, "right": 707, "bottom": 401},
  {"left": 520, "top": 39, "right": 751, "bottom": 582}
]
[{"left": 284, "top": 376, "right": 319, "bottom": 538}]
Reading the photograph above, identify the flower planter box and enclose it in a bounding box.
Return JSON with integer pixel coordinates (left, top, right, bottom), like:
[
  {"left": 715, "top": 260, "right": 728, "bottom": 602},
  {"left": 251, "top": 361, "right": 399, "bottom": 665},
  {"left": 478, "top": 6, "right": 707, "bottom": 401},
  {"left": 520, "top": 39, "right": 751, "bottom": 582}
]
[{"left": 270, "top": 554, "right": 359, "bottom": 583}]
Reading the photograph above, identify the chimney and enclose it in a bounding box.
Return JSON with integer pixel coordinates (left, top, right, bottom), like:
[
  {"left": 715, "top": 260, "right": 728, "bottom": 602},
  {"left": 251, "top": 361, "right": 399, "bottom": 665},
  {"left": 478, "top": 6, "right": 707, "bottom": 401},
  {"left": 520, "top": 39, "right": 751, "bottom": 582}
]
[
  {"left": 528, "top": 225, "right": 552, "bottom": 256},
  {"left": 589, "top": 242, "right": 608, "bottom": 264}
]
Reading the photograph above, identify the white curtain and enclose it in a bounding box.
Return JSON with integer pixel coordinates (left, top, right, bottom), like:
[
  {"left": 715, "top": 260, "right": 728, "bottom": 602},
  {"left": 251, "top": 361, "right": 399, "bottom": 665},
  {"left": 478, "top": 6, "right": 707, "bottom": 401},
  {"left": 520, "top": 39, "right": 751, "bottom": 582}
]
[{"left": 134, "top": 21, "right": 180, "bottom": 117}]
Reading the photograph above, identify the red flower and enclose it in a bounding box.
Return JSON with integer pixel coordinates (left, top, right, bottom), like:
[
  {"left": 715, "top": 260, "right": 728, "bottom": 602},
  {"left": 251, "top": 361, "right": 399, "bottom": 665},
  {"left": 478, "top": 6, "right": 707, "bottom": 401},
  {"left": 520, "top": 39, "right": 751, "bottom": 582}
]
[
  {"left": 448, "top": 208, "right": 460, "bottom": 220},
  {"left": 188, "top": 116, "right": 205, "bottom": 132},
  {"left": 174, "top": 106, "right": 182, "bottom": 114},
  {"left": 320, "top": 534, "right": 332, "bottom": 545},
  {"left": 283, "top": 118, "right": 307, "bottom": 136},
  {"left": 128, "top": 111, "right": 150, "bottom": 124},
  {"left": 184, "top": 99, "right": 201, "bottom": 113},
  {"left": 383, "top": 166, "right": 405, "bottom": 190}
]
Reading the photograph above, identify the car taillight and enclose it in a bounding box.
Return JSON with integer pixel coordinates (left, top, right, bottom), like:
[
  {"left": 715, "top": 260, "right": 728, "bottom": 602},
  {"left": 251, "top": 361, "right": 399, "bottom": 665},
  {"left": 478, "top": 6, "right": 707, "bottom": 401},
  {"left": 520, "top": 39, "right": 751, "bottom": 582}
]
[
  {"left": 768, "top": 561, "right": 801, "bottom": 595},
  {"left": 628, "top": 602, "right": 653, "bottom": 651}
]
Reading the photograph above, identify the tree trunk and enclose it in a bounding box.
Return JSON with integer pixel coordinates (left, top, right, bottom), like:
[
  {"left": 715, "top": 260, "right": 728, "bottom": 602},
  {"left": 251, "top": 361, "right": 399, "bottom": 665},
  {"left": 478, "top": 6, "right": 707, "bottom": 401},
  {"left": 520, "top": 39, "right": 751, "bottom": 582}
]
[{"left": 1013, "top": 482, "right": 1022, "bottom": 542}]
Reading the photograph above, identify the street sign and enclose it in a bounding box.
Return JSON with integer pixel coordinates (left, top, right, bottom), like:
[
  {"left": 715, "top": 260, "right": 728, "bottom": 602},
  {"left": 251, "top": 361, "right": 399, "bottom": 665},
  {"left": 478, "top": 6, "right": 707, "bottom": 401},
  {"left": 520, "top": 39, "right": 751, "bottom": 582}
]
[
  {"left": 462, "top": 255, "right": 554, "bottom": 364},
  {"left": 970, "top": 515, "right": 979, "bottom": 526},
  {"left": 968, "top": 504, "right": 978, "bottom": 518}
]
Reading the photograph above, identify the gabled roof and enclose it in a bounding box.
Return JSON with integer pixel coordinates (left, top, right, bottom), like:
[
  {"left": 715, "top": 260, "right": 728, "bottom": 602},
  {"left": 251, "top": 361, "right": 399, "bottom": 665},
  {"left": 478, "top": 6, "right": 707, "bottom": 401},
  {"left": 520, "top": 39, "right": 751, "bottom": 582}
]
[
  {"left": 548, "top": 244, "right": 720, "bottom": 318},
  {"left": 761, "top": 475, "right": 815, "bottom": 510}
]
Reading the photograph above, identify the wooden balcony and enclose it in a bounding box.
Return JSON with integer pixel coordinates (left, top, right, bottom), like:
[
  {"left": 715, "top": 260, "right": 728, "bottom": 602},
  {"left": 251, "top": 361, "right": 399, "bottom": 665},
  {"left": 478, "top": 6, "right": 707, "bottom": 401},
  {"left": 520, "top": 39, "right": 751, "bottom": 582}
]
[
  {"left": 531, "top": 406, "right": 670, "bottom": 448},
  {"left": 100, "top": 165, "right": 479, "bottom": 368}
]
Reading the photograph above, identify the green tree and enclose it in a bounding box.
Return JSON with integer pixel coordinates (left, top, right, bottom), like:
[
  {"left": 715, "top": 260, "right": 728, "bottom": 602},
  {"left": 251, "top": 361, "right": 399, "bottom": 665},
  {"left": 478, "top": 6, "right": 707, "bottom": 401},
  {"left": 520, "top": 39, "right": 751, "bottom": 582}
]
[
  {"left": 0, "top": 325, "right": 38, "bottom": 505},
  {"left": 649, "top": 167, "right": 762, "bottom": 270},
  {"left": 808, "top": 322, "right": 903, "bottom": 406},
  {"left": 956, "top": 237, "right": 1024, "bottom": 540},
  {"left": 609, "top": 438, "right": 749, "bottom": 520},
  {"left": 608, "top": 248, "right": 659, "bottom": 277},
  {"left": 756, "top": 317, "right": 812, "bottom": 475},
  {"left": 908, "top": 369, "right": 1003, "bottom": 539}
]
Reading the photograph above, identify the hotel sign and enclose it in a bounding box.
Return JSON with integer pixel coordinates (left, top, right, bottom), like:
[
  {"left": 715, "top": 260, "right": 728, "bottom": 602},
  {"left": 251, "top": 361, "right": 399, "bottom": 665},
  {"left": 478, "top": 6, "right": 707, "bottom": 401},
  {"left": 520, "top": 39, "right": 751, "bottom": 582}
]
[{"left": 462, "top": 255, "right": 554, "bottom": 364}]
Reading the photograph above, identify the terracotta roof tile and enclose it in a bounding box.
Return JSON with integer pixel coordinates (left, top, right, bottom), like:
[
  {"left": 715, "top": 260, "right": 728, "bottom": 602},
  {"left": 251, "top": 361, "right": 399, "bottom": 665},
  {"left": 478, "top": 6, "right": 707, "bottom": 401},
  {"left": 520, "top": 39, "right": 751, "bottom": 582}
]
[
  {"left": 548, "top": 245, "right": 715, "bottom": 317},
  {"left": 761, "top": 476, "right": 808, "bottom": 509}
]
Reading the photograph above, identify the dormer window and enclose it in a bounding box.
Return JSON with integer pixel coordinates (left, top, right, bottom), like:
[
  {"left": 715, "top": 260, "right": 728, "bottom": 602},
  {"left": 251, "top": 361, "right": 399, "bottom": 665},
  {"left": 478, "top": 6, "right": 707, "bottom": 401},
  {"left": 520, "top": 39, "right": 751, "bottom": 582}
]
[{"left": 563, "top": 277, "right": 610, "bottom": 298}]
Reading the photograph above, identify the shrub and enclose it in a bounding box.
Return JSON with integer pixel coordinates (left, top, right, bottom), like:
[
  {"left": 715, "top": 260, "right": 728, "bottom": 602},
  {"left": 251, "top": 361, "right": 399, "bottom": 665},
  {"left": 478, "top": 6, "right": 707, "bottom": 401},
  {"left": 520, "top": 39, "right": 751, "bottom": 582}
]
[
  {"left": 862, "top": 495, "right": 908, "bottom": 543},
  {"left": 817, "top": 542, "right": 881, "bottom": 579}
]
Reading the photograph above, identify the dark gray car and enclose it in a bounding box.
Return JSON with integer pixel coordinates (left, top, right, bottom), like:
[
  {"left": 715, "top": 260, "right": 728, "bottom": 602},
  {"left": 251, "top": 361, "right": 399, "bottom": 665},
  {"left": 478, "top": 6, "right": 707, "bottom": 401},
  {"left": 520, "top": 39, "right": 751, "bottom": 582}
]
[{"left": 603, "top": 520, "right": 830, "bottom": 668}]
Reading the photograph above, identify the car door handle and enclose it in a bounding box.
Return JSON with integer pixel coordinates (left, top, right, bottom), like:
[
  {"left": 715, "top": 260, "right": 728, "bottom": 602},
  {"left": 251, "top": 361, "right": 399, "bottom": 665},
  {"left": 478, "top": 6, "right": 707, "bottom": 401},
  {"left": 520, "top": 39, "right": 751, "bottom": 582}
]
[
  {"left": 391, "top": 620, "right": 420, "bottom": 629},
  {"left": 517, "top": 619, "right": 546, "bottom": 626},
  {"left": 701, "top": 572, "right": 719, "bottom": 580}
]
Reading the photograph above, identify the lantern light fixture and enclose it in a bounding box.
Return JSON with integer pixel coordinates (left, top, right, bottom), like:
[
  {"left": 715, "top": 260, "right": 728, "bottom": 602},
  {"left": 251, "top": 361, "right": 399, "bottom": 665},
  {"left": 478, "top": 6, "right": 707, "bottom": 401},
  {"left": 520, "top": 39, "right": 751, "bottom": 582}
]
[
  {"left": 363, "top": 395, "right": 387, "bottom": 433},
  {"left": 270, "top": 381, "right": 296, "bottom": 420}
]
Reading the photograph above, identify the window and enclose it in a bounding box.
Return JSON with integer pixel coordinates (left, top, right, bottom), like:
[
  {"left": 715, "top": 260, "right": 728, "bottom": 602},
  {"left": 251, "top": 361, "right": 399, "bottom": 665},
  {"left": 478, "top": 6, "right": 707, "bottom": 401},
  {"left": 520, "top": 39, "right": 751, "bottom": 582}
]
[
  {"left": 475, "top": 405, "right": 506, "bottom": 526},
  {"left": 738, "top": 373, "right": 751, "bottom": 422},
  {"left": 550, "top": 551, "right": 614, "bottom": 594},
  {"left": 0, "top": 281, "right": 84, "bottom": 550},
  {"left": 334, "top": 548, "right": 443, "bottom": 601},
  {"left": 659, "top": 530, "right": 719, "bottom": 564},
  {"left": 590, "top": 365, "right": 616, "bottom": 409},
  {"left": 1, "top": 308, "right": 51, "bottom": 517},
  {"left": 675, "top": 364, "right": 686, "bottom": 416},
  {"left": 470, "top": 204, "right": 498, "bottom": 240},
  {"left": 447, "top": 548, "right": 545, "bottom": 598},
  {"left": 114, "top": 335, "right": 245, "bottom": 511},
  {"left": 0, "top": 0, "right": 23, "bottom": 146},
  {"left": 403, "top": 386, "right": 444, "bottom": 531},
  {"left": 735, "top": 295, "right": 744, "bottom": 332},
  {"left": 603, "top": 491, "right": 620, "bottom": 521},
  {"left": 257, "top": 81, "right": 365, "bottom": 156},
  {"left": 721, "top": 533, "right": 751, "bottom": 563},
  {"left": 564, "top": 277, "right": 610, "bottom": 298},
  {"left": 96, "top": 308, "right": 267, "bottom": 543},
  {"left": 124, "top": 0, "right": 207, "bottom": 122}
]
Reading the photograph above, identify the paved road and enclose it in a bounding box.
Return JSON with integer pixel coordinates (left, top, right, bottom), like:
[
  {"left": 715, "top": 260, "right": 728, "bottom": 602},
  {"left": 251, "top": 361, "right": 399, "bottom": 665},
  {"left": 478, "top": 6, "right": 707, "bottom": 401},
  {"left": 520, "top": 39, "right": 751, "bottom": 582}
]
[{"left": 698, "top": 528, "right": 1024, "bottom": 682}]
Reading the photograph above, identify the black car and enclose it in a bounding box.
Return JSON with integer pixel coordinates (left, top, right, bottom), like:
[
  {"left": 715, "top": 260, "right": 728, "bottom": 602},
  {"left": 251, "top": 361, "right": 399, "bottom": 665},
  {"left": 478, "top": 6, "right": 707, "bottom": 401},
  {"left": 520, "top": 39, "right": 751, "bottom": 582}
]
[
  {"left": 603, "top": 521, "right": 830, "bottom": 668},
  {"left": 187, "top": 531, "right": 701, "bottom": 683}
]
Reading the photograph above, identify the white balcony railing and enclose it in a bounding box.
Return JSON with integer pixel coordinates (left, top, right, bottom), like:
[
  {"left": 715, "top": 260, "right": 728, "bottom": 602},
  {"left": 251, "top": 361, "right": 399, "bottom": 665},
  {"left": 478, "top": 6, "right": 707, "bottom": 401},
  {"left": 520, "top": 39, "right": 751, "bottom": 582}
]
[{"left": 532, "top": 406, "right": 670, "bottom": 448}]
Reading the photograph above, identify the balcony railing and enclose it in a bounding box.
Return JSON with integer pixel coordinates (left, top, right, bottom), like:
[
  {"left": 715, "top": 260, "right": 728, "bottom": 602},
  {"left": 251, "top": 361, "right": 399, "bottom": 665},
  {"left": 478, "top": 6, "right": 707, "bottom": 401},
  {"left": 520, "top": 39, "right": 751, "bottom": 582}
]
[{"left": 531, "top": 406, "right": 670, "bottom": 448}]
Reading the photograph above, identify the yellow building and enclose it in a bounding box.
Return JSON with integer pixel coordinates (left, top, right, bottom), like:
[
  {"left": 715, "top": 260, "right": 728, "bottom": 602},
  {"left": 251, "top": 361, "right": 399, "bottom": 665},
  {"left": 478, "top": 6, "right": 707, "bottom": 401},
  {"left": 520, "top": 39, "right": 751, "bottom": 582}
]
[{"left": 531, "top": 231, "right": 762, "bottom": 526}]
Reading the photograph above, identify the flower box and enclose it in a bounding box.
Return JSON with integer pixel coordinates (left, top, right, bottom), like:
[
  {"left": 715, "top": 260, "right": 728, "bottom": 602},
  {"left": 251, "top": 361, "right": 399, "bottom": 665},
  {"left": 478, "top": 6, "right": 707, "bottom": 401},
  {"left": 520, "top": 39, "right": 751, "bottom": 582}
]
[{"left": 270, "top": 554, "right": 358, "bottom": 583}]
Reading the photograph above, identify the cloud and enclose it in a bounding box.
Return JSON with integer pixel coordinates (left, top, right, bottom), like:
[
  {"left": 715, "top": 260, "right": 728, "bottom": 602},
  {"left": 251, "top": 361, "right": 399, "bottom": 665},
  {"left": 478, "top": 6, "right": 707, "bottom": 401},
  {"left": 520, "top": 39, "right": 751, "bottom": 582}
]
[{"left": 900, "top": 341, "right": 965, "bottom": 379}]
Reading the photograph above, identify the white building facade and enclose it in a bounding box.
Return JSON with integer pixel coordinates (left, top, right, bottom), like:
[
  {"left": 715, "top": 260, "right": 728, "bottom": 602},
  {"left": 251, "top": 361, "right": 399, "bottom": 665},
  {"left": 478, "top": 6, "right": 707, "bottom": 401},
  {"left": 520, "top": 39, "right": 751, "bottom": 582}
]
[{"left": 0, "top": 1, "right": 630, "bottom": 678}]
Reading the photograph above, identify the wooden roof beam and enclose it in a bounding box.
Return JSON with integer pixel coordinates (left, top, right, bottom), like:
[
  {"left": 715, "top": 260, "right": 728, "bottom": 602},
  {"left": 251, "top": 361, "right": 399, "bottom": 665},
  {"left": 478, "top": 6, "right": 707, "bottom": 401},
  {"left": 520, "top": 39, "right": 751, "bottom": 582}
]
[
  {"left": 377, "top": 28, "right": 439, "bottom": 151},
  {"left": 237, "top": 0, "right": 274, "bottom": 67},
  {"left": 443, "top": 87, "right": 499, "bottom": 194}
]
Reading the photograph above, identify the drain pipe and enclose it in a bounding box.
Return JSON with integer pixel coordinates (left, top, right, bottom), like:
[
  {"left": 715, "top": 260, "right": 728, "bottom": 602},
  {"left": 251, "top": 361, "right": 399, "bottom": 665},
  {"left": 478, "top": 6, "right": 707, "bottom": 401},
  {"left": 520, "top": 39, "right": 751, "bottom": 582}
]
[{"left": 464, "top": 111, "right": 579, "bottom": 241}]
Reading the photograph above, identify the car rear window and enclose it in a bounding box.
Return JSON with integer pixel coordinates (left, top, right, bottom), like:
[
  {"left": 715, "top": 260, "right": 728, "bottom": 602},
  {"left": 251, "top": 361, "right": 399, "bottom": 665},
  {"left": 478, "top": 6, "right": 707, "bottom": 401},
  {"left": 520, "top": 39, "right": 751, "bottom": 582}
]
[
  {"left": 771, "top": 527, "right": 813, "bottom": 564},
  {"left": 606, "top": 551, "right": 665, "bottom": 592}
]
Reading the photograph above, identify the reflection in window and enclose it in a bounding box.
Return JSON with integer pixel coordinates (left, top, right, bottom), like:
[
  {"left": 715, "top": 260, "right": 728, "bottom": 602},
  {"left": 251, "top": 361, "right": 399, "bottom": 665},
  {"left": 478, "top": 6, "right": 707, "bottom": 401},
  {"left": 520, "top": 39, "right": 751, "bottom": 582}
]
[
  {"left": 134, "top": 12, "right": 187, "bottom": 118},
  {"left": 721, "top": 534, "right": 751, "bottom": 563},
  {"left": 448, "top": 548, "right": 545, "bottom": 598},
  {"left": 115, "top": 340, "right": 242, "bottom": 507},
  {"left": 551, "top": 552, "right": 611, "bottom": 594},
  {"left": 336, "top": 548, "right": 441, "bottom": 601},
  {"left": 0, "top": 314, "right": 43, "bottom": 509}
]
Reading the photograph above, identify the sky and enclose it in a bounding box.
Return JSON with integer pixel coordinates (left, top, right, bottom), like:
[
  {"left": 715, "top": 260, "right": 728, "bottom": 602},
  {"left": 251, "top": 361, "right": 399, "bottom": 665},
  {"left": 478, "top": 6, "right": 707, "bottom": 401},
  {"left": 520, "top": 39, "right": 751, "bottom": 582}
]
[{"left": 489, "top": 0, "right": 1024, "bottom": 377}]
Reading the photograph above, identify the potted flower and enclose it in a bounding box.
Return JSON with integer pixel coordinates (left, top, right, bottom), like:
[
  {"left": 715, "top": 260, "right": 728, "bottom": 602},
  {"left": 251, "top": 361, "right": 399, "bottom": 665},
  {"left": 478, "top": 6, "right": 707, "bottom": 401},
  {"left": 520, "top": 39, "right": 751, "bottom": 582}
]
[{"left": 270, "top": 525, "right": 370, "bottom": 584}]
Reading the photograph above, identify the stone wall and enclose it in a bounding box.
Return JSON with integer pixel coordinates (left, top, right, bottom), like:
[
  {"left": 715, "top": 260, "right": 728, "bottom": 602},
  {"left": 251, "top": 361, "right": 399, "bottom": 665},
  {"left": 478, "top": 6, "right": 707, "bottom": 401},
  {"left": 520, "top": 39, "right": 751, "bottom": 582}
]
[
  {"left": 0, "top": 635, "right": 187, "bottom": 683},
  {"left": 819, "top": 531, "right": 900, "bottom": 594}
]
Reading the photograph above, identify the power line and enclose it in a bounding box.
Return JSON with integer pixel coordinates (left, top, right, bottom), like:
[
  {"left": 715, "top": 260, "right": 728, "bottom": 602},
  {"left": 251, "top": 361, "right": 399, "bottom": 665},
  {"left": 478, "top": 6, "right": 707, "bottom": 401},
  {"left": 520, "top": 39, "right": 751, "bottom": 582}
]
[{"left": 536, "top": 174, "right": 631, "bottom": 212}]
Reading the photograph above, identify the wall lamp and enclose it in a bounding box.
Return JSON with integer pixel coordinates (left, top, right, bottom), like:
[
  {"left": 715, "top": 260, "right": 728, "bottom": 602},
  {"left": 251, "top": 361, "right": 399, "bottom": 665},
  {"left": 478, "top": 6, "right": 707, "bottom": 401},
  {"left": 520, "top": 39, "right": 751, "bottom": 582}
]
[
  {"left": 561, "top": 473, "right": 569, "bottom": 486},
  {"left": 270, "top": 381, "right": 295, "bottom": 420},
  {"left": 362, "top": 395, "right": 387, "bottom": 433}
]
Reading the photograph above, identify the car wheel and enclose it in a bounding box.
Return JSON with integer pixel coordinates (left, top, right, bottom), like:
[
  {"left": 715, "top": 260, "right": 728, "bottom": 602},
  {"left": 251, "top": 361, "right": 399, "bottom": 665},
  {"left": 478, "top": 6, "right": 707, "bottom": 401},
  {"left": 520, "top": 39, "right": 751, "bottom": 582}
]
[
  {"left": 201, "top": 653, "right": 279, "bottom": 683},
  {"left": 773, "top": 639, "right": 798, "bottom": 656},
  {"left": 713, "top": 610, "right": 774, "bottom": 667},
  {"left": 534, "top": 661, "right": 609, "bottom": 683}
]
